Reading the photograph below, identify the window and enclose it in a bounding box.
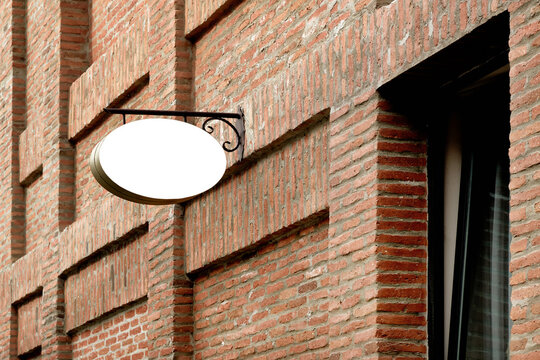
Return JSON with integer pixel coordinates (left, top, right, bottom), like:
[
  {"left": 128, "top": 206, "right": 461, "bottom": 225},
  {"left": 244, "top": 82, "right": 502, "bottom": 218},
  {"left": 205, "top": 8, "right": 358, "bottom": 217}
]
[
  {"left": 377, "top": 13, "right": 511, "bottom": 358},
  {"left": 428, "top": 69, "right": 511, "bottom": 360}
]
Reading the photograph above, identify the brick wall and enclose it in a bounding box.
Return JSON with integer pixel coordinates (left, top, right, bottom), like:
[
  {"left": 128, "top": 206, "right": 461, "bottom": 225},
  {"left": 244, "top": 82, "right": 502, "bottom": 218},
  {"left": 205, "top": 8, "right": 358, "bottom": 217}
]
[
  {"left": 508, "top": 0, "right": 540, "bottom": 358},
  {"left": 89, "top": 0, "right": 148, "bottom": 61},
  {"left": 0, "top": 0, "right": 537, "bottom": 360},
  {"left": 73, "top": 88, "right": 150, "bottom": 218},
  {"left": 193, "top": 220, "right": 329, "bottom": 359},
  {"left": 64, "top": 235, "right": 148, "bottom": 332},
  {"left": 0, "top": 0, "right": 27, "bottom": 265},
  {"left": 185, "top": 117, "right": 329, "bottom": 272},
  {"left": 71, "top": 301, "right": 148, "bottom": 360},
  {"left": 17, "top": 296, "right": 41, "bottom": 355}
]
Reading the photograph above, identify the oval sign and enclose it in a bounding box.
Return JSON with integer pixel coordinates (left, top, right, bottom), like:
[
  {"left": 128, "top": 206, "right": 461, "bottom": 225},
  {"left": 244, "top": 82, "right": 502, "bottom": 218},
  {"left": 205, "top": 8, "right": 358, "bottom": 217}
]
[{"left": 90, "top": 118, "right": 227, "bottom": 204}]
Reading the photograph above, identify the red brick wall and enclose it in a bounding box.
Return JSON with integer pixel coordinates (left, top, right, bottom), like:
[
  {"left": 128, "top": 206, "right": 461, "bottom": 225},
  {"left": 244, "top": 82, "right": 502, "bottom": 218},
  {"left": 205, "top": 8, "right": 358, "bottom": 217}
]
[
  {"left": 19, "top": 120, "right": 43, "bottom": 185},
  {"left": 193, "top": 220, "right": 329, "bottom": 359},
  {"left": 64, "top": 235, "right": 148, "bottom": 332},
  {"left": 69, "top": 11, "right": 150, "bottom": 218},
  {"left": 73, "top": 87, "right": 150, "bottom": 218},
  {"left": 185, "top": 118, "right": 329, "bottom": 271},
  {"left": 71, "top": 301, "right": 148, "bottom": 360},
  {"left": 0, "top": 0, "right": 26, "bottom": 264},
  {"left": 25, "top": 177, "right": 47, "bottom": 254},
  {"left": 89, "top": 0, "right": 148, "bottom": 61},
  {"left": 193, "top": 0, "right": 353, "bottom": 112},
  {"left": 374, "top": 100, "right": 428, "bottom": 356},
  {"left": 330, "top": 95, "right": 429, "bottom": 358},
  {"left": 26, "top": 0, "right": 54, "bottom": 133},
  {"left": 185, "top": 0, "right": 233, "bottom": 35},
  {"left": 17, "top": 296, "right": 41, "bottom": 355},
  {"left": 11, "top": 248, "right": 41, "bottom": 304},
  {"left": 68, "top": 12, "right": 149, "bottom": 141},
  {"left": 508, "top": 0, "right": 540, "bottom": 358},
  {"left": 0, "top": 1, "right": 538, "bottom": 360}
]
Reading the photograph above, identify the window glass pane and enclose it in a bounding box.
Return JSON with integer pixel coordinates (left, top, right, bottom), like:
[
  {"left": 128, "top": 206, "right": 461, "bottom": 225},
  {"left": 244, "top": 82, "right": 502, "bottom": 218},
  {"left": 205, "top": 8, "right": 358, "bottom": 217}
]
[
  {"left": 459, "top": 151, "right": 510, "bottom": 359},
  {"left": 449, "top": 74, "right": 510, "bottom": 360}
]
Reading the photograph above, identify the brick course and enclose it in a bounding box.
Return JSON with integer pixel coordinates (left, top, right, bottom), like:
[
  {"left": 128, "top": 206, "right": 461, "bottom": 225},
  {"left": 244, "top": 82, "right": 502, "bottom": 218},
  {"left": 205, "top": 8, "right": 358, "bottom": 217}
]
[{"left": 0, "top": 0, "right": 537, "bottom": 359}]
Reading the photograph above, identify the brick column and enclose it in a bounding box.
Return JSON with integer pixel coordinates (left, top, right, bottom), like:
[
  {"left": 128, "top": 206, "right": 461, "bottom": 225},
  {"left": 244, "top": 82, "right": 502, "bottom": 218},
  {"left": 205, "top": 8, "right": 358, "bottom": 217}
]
[
  {"left": 36, "top": 0, "right": 68, "bottom": 346},
  {"left": 327, "top": 92, "right": 428, "bottom": 359},
  {"left": 146, "top": 0, "right": 194, "bottom": 358},
  {"left": 0, "top": 0, "right": 26, "bottom": 265},
  {"left": 41, "top": 0, "right": 89, "bottom": 358},
  {"left": 508, "top": 0, "right": 540, "bottom": 358},
  {"left": 0, "top": 0, "right": 26, "bottom": 355},
  {"left": 370, "top": 97, "right": 428, "bottom": 358},
  {"left": 327, "top": 97, "right": 380, "bottom": 359}
]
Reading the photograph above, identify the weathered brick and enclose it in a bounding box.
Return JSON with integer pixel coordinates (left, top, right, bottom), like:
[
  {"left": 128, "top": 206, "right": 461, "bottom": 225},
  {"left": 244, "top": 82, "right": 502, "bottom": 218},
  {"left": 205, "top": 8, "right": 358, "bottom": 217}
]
[
  {"left": 11, "top": 249, "right": 42, "bottom": 304},
  {"left": 186, "top": 120, "right": 328, "bottom": 272},
  {"left": 18, "top": 120, "right": 43, "bottom": 185},
  {"left": 194, "top": 221, "right": 328, "bottom": 359},
  {"left": 16, "top": 296, "right": 41, "bottom": 355},
  {"left": 0, "top": 1, "right": 538, "bottom": 360},
  {"left": 68, "top": 12, "right": 149, "bottom": 140},
  {"left": 71, "top": 301, "right": 148, "bottom": 359},
  {"left": 59, "top": 196, "right": 147, "bottom": 274},
  {"left": 64, "top": 235, "right": 148, "bottom": 331}
]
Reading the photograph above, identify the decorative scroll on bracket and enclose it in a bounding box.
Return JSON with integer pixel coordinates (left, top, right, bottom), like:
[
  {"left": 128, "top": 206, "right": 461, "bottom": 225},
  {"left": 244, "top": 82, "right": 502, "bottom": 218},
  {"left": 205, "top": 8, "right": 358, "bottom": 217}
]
[{"left": 103, "top": 107, "right": 245, "bottom": 158}]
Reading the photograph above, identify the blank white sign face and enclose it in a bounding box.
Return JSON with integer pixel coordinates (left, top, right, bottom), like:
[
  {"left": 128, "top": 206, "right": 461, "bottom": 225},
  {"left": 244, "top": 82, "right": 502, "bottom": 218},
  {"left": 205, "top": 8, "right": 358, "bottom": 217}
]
[{"left": 90, "top": 118, "right": 227, "bottom": 204}]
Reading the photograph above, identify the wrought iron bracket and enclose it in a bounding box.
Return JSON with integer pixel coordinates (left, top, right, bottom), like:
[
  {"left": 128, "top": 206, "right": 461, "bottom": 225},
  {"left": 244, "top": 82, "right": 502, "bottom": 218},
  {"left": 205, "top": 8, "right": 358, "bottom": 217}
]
[{"left": 104, "top": 107, "right": 245, "bottom": 157}]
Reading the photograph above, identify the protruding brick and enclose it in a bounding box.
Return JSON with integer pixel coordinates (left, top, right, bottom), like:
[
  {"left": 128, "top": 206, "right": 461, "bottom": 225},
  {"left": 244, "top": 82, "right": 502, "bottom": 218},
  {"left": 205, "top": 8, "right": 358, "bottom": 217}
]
[
  {"left": 18, "top": 121, "right": 43, "bottom": 185},
  {"left": 68, "top": 13, "right": 149, "bottom": 140}
]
